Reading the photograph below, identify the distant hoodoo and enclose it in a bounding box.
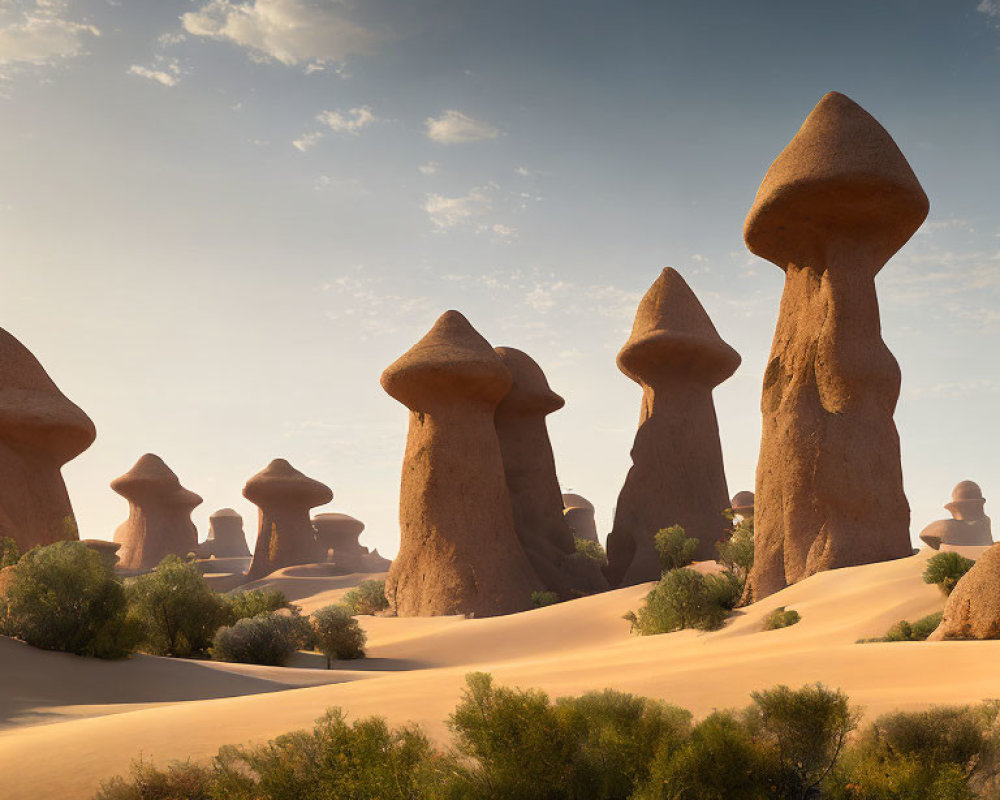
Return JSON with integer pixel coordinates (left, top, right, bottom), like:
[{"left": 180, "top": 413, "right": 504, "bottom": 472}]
[
  {"left": 743, "top": 92, "right": 927, "bottom": 601},
  {"left": 244, "top": 459, "right": 332, "bottom": 580},
  {"left": 604, "top": 268, "right": 739, "bottom": 587},
  {"left": 313, "top": 512, "right": 366, "bottom": 572},
  {"left": 381, "top": 310, "right": 539, "bottom": 617},
  {"left": 919, "top": 481, "right": 992, "bottom": 550},
  {"left": 0, "top": 327, "right": 96, "bottom": 551},
  {"left": 111, "top": 454, "right": 202, "bottom": 571},
  {"left": 731, "top": 491, "right": 755, "bottom": 519},
  {"left": 494, "top": 347, "right": 607, "bottom": 598},
  {"left": 199, "top": 508, "right": 251, "bottom": 558}
]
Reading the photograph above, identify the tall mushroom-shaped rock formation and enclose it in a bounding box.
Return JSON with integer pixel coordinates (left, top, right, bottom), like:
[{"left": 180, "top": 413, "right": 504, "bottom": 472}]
[
  {"left": 313, "top": 512, "right": 366, "bottom": 572},
  {"left": 562, "top": 494, "right": 599, "bottom": 543},
  {"left": 919, "top": 481, "right": 992, "bottom": 550},
  {"left": 494, "top": 347, "right": 607, "bottom": 597},
  {"left": 200, "top": 508, "right": 251, "bottom": 558},
  {"left": 382, "top": 311, "right": 539, "bottom": 616},
  {"left": 111, "top": 454, "right": 203, "bottom": 571},
  {"left": 0, "top": 328, "right": 96, "bottom": 550},
  {"left": 742, "top": 92, "right": 928, "bottom": 601},
  {"left": 604, "top": 268, "right": 740, "bottom": 587},
  {"left": 929, "top": 543, "right": 1000, "bottom": 640},
  {"left": 244, "top": 459, "right": 332, "bottom": 580}
]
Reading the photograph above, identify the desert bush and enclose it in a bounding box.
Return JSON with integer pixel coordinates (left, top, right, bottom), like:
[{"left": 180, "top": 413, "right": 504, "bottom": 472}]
[
  {"left": 717, "top": 517, "right": 755, "bottom": 586},
  {"left": 341, "top": 579, "right": 390, "bottom": 615},
  {"left": 878, "top": 611, "right": 943, "bottom": 643},
  {"left": 0, "top": 536, "right": 20, "bottom": 569},
  {"left": 2, "top": 541, "right": 135, "bottom": 658},
  {"left": 628, "top": 568, "right": 729, "bottom": 635},
  {"left": 223, "top": 587, "right": 290, "bottom": 624},
  {"left": 211, "top": 613, "right": 300, "bottom": 666},
  {"left": 654, "top": 525, "right": 699, "bottom": 572},
  {"left": 126, "top": 555, "right": 228, "bottom": 657},
  {"left": 763, "top": 607, "right": 801, "bottom": 631},
  {"left": 94, "top": 758, "right": 214, "bottom": 800},
  {"left": 924, "top": 551, "right": 975, "bottom": 595},
  {"left": 573, "top": 537, "right": 606, "bottom": 564},
  {"left": 531, "top": 590, "right": 560, "bottom": 608},
  {"left": 705, "top": 570, "right": 744, "bottom": 611},
  {"left": 311, "top": 604, "right": 366, "bottom": 665}
]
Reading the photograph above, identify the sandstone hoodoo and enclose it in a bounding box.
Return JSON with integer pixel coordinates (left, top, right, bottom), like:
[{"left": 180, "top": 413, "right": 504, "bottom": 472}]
[
  {"left": 929, "top": 542, "right": 1000, "bottom": 640},
  {"left": 199, "top": 508, "right": 251, "bottom": 558},
  {"left": 604, "top": 268, "right": 740, "bottom": 587},
  {"left": 82, "top": 539, "right": 122, "bottom": 568},
  {"left": 919, "top": 481, "right": 993, "bottom": 550},
  {"left": 494, "top": 347, "right": 607, "bottom": 598},
  {"left": 244, "top": 459, "right": 332, "bottom": 580},
  {"left": 742, "top": 92, "right": 927, "bottom": 602},
  {"left": 731, "top": 491, "right": 755, "bottom": 519},
  {"left": 562, "top": 494, "right": 599, "bottom": 544},
  {"left": 313, "top": 512, "right": 366, "bottom": 572},
  {"left": 111, "top": 454, "right": 203, "bottom": 571},
  {"left": 381, "top": 310, "right": 539, "bottom": 617},
  {"left": 0, "top": 327, "right": 96, "bottom": 551}
]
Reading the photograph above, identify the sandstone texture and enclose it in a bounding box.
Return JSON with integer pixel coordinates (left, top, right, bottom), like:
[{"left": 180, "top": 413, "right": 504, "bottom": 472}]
[
  {"left": 929, "top": 543, "right": 1000, "bottom": 640},
  {"left": 199, "top": 508, "right": 251, "bottom": 558},
  {"left": 604, "top": 268, "right": 739, "bottom": 587},
  {"left": 0, "top": 327, "right": 96, "bottom": 551},
  {"left": 244, "top": 459, "right": 332, "bottom": 580},
  {"left": 742, "top": 92, "right": 927, "bottom": 602},
  {"left": 111, "top": 454, "right": 203, "bottom": 571},
  {"left": 919, "top": 481, "right": 992, "bottom": 550},
  {"left": 381, "top": 310, "right": 539, "bottom": 617},
  {"left": 494, "top": 347, "right": 607, "bottom": 598},
  {"left": 313, "top": 512, "right": 366, "bottom": 572}
]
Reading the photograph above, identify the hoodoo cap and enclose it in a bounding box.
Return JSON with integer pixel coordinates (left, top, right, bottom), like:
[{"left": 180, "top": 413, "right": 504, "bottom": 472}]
[
  {"left": 562, "top": 493, "right": 594, "bottom": 511},
  {"left": 381, "top": 310, "right": 512, "bottom": 411},
  {"left": 744, "top": 91, "right": 929, "bottom": 272},
  {"left": 945, "top": 480, "right": 986, "bottom": 515},
  {"left": 243, "top": 459, "right": 333, "bottom": 508},
  {"left": 731, "top": 491, "right": 755, "bottom": 515},
  {"left": 210, "top": 508, "right": 242, "bottom": 520},
  {"left": 494, "top": 347, "right": 565, "bottom": 416},
  {"left": 313, "top": 512, "right": 365, "bottom": 538},
  {"left": 617, "top": 268, "right": 740, "bottom": 387},
  {"left": 0, "top": 328, "right": 96, "bottom": 463},
  {"left": 111, "top": 453, "right": 203, "bottom": 510}
]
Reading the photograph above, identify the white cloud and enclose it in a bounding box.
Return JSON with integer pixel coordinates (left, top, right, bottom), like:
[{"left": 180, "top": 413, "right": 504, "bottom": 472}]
[
  {"left": 979, "top": 0, "right": 1000, "bottom": 19},
  {"left": 423, "top": 187, "right": 492, "bottom": 230},
  {"left": 417, "top": 161, "right": 439, "bottom": 175},
  {"left": 292, "top": 130, "right": 323, "bottom": 151},
  {"left": 514, "top": 166, "right": 531, "bottom": 177},
  {"left": 491, "top": 223, "right": 517, "bottom": 240},
  {"left": 128, "top": 59, "right": 182, "bottom": 87},
  {"left": 317, "top": 105, "right": 375, "bottom": 134},
  {"left": 0, "top": 1, "right": 99, "bottom": 76},
  {"left": 425, "top": 109, "right": 499, "bottom": 144},
  {"left": 182, "top": 0, "right": 374, "bottom": 68}
]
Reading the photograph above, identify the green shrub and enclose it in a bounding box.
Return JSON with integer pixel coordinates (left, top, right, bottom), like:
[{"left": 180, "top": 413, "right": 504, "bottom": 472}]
[
  {"left": 94, "top": 758, "right": 214, "bottom": 800},
  {"left": 531, "top": 590, "right": 560, "bottom": 608},
  {"left": 2, "top": 541, "right": 135, "bottom": 658},
  {"left": 867, "top": 611, "right": 944, "bottom": 643},
  {"left": 654, "top": 525, "right": 699, "bottom": 572},
  {"left": 311, "top": 604, "right": 366, "bottom": 665},
  {"left": 126, "top": 555, "right": 228, "bottom": 657},
  {"left": 628, "top": 568, "right": 729, "bottom": 635},
  {"left": 717, "top": 517, "right": 754, "bottom": 586},
  {"left": 762, "top": 607, "right": 801, "bottom": 631},
  {"left": 0, "top": 536, "right": 20, "bottom": 569},
  {"left": 341, "top": 579, "right": 390, "bottom": 615},
  {"left": 573, "top": 537, "right": 606, "bottom": 564},
  {"left": 223, "top": 588, "right": 290, "bottom": 624},
  {"left": 211, "top": 613, "right": 300, "bottom": 666},
  {"left": 924, "top": 551, "right": 975, "bottom": 596},
  {"left": 705, "top": 570, "right": 744, "bottom": 612}
]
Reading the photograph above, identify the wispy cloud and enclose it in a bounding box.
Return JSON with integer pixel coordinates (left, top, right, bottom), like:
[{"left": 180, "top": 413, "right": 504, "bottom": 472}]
[
  {"left": 979, "top": 0, "right": 1000, "bottom": 20},
  {"left": 423, "top": 186, "right": 493, "bottom": 230},
  {"left": 425, "top": 109, "right": 499, "bottom": 144},
  {"left": 318, "top": 105, "right": 376, "bottom": 134},
  {"left": 292, "top": 130, "right": 323, "bottom": 151},
  {"left": 0, "top": 0, "right": 99, "bottom": 79},
  {"left": 417, "top": 161, "right": 439, "bottom": 175},
  {"left": 182, "top": 0, "right": 374, "bottom": 69},
  {"left": 128, "top": 60, "right": 182, "bottom": 87}
]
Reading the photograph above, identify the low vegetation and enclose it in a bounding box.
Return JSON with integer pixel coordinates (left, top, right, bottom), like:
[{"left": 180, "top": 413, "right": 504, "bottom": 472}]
[
  {"left": 859, "top": 611, "right": 943, "bottom": 643},
  {"left": 311, "top": 604, "right": 366, "bottom": 665},
  {"left": 223, "top": 587, "right": 290, "bottom": 624},
  {"left": 0, "top": 536, "right": 20, "bottom": 569},
  {"left": 211, "top": 613, "right": 303, "bottom": 666},
  {"left": 340, "top": 578, "right": 390, "bottom": 615},
  {"left": 531, "top": 590, "right": 560, "bottom": 608},
  {"left": 653, "top": 525, "right": 698, "bottom": 572},
  {"left": 95, "top": 674, "right": 1000, "bottom": 800},
  {"left": 763, "top": 606, "right": 801, "bottom": 630},
  {"left": 573, "top": 537, "right": 606, "bottom": 564},
  {"left": 923, "top": 551, "right": 975, "bottom": 595}
]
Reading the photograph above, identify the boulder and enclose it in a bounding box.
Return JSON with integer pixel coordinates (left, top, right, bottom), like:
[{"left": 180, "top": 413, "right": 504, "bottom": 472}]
[
  {"left": 604, "top": 268, "right": 739, "bottom": 587},
  {"left": 743, "top": 92, "right": 926, "bottom": 601},
  {"left": 929, "top": 543, "right": 1000, "bottom": 640}
]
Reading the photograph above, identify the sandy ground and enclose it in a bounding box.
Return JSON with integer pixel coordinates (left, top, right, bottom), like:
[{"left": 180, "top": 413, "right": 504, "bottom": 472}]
[{"left": 3, "top": 548, "right": 1000, "bottom": 799}]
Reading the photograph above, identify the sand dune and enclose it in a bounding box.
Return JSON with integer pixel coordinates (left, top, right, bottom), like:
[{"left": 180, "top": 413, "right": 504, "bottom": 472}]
[
  {"left": 237, "top": 566, "right": 390, "bottom": 614},
  {"left": 4, "top": 549, "right": 1000, "bottom": 800}
]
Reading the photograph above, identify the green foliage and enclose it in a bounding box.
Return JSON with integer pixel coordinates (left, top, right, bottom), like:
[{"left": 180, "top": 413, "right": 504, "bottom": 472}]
[
  {"left": 311, "top": 604, "right": 366, "bottom": 664},
  {"left": 0, "top": 536, "right": 20, "bottom": 569},
  {"left": 223, "top": 588, "right": 290, "bottom": 624},
  {"left": 924, "top": 551, "right": 976, "bottom": 595},
  {"left": 341, "top": 579, "right": 390, "bottom": 615},
  {"left": 126, "top": 555, "right": 228, "bottom": 657},
  {"left": 882, "top": 611, "right": 944, "bottom": 643},
  {"left": 573, "top": 537, "right": 606, "bottom": 564},
  {"left": 2, "top": 541, "right": 135, "bottom": 659},
  {"left": 531, "top": 590, "right": 560, "bottom": 608},
  {"left": 705, "top": 570, "right": 744, "bottom": 612},
  {"left": 717, "top": 517, "right": 755, "bottom": 586},
  {"left": 94, "top": 758, "right": 215, "bottom": 800},
  {"left": 211, "top": 613, "right": 301, "bottom": 666},
  {"left": 629, "top": 568, "right": 729, "bottom": 635},
  {"left": 654, "top": 525, "right": 699, "bottom": 572},
  {"left": 763, "top": 607, "right": 801, "bottom": 631}
]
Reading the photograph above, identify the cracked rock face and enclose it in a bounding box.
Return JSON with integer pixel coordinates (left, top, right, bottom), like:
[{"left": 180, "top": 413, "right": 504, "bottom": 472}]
[
  {"left": 382, "top": 311, "right": 539, "bottom": 617},
  {"left": 743, "top": 92, "right": 928, "bottom": 601},
  {"left": 604, "top": 268, "right": 739, "bottom": 588},
  {"left": 0, "top": 327, "right": 96, "bottom": 551},
  {"left": 112, "top": 454, "right": 202, "bottom": 571}
]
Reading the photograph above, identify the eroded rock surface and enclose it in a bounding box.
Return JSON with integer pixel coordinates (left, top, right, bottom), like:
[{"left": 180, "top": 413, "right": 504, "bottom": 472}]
[
  {"left": 929, "top": 543, "right": 1000, "bottom": 640},
  {"left": 199, "top": 508, "right": 251, "bottom": 558}
]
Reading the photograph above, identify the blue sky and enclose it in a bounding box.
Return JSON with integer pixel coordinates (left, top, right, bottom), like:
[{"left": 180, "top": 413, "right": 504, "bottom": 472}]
[{"left": 0, "top": 0, "right": 997, "bottom": 557}]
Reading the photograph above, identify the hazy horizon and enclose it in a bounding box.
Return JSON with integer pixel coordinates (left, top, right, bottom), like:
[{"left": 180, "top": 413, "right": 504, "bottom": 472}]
[{"left": 1, "top": 0, "right": 998, "bottom": 558}]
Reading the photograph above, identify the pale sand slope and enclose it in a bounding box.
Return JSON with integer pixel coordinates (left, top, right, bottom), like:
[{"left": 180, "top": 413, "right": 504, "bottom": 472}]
[
  {"left": 235, "top": 566, "right": 390, "bottom": 615},
  {"left": 6, "top": 549, "right": 1000, "bottom": 799}
]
